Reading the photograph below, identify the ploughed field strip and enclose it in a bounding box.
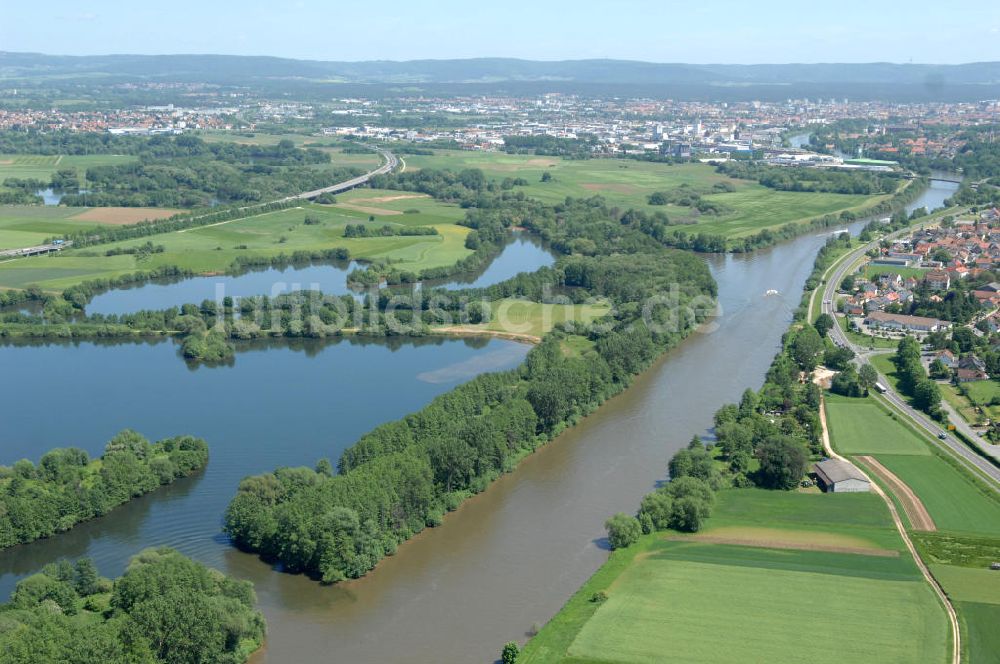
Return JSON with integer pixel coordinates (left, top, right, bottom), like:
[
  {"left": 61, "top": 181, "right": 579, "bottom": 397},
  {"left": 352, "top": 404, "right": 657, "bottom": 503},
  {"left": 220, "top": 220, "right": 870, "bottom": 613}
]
[
  {"left": 670, "top": 524, "right": 900, "bottom": 557},
  {"left": 858, "top": 455, "right": 937, "bottom": 531}
]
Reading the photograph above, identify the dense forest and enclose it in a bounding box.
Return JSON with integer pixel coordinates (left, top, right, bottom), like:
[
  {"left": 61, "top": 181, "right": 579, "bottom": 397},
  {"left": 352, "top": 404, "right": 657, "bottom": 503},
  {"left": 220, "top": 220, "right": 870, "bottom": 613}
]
[
  {"left": 0, "top": 431, "right": 208, "bottom": 549},
  {"left": 717, "top": 161, "right": 901, "bottom": 195},
  {"left": 500, "top": 134, "right": 599, "bottom": 158},
  {"left": 0, "top": 548, "right": 265, "bottom": 663}
]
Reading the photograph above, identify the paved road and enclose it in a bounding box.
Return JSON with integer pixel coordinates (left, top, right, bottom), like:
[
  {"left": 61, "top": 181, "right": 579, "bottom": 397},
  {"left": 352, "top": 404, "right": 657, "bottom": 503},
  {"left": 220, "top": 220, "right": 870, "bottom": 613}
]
[
  {"left": 819, "top": 217, "right": 1000, "bottom": 486},
  {"left": 291, "top": 147, "right": 398, "bottom": 200}
]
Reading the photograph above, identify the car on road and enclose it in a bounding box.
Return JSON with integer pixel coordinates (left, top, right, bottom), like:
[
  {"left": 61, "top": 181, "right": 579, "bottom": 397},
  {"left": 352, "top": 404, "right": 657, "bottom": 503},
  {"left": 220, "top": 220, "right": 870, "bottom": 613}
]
[{"left": 938, "top": 432, "right": 948, "bottom": 440}]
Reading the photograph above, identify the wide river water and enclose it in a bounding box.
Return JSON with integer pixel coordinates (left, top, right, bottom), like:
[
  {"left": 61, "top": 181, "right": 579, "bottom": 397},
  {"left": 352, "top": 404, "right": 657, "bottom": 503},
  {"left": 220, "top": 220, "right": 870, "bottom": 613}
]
[{"left": 0, "top": 178, "right": 957, "bottom": 662}]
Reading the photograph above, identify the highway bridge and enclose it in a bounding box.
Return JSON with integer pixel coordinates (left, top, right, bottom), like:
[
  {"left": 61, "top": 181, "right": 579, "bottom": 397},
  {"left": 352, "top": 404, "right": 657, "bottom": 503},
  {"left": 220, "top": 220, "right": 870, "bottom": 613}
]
[{"left": 292, "top": 147, "right": 398, "bottom": 201}]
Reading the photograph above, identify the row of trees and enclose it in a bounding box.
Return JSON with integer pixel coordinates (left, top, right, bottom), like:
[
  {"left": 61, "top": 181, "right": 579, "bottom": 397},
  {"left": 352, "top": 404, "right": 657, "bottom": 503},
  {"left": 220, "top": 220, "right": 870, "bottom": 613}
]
[
  {"left": 893, "top": 336, "right": 944, "bottom": 418},
  {"left": 717, "top": 161, "right": 901, "bottom": 195},
  {"left": 0, "top": 431, "right": 208, "bottom": 549},
  {"left": 0, "top": 548, "right": 265, "bottom": 663}
]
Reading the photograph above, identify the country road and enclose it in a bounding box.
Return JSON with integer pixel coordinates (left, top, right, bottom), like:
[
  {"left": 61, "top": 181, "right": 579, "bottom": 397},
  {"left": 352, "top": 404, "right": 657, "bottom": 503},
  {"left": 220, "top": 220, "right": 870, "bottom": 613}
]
[{"left": 819, "top": 213, "right": 1000, "bottom": 486}]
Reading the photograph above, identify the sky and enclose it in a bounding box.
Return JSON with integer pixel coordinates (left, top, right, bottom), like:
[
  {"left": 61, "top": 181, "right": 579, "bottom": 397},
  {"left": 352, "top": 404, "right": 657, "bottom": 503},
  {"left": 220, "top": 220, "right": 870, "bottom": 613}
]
[{"left": 3, "top": 0, "right": 999, "bottom": 64}]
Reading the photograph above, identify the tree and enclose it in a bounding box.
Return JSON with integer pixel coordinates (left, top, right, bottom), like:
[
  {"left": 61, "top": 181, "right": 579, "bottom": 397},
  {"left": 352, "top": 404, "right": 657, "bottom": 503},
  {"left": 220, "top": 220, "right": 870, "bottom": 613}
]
[
  {"left": 840, "top": 275, "right": 855, "bottom": 291},
  {"left": 928, "top": 358, "right": 950, "bottom": 380},
  {"left": 540, "top": 171, "right": 552, "bottom": 182},
  {"left": 605, "top": 513, "right": 641, "bottom": 550},
  {"left": 858, "top": 363, "right": 879, "bottom": 392},
  {"left": 814, "top": 313, "right": 834, "bottom": 338},
  {"left": 831, "top": 366, "right": 863, "bottom": 397},
  {"left": 502, "top": 642, "right": 520, "bottom": 664},
  {"left": 791, "top": 326, "right": 825, "bottom": 371},
  {"left": 913, "top": 379, "right": 942, "bottom": 413},
  {"left": 637, "top": 491, "right": 674, "bottom": 532},
  {"left": 73, "top": 558, "right": 100, "bottom": 597},
  {"left": 755, "top": 435, "right": 807, "bottom": 490}
]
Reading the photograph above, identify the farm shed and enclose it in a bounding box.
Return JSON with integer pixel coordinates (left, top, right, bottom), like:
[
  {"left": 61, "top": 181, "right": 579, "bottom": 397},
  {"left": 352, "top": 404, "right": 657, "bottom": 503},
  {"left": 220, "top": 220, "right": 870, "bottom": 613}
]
[{"left": 814, "top": 459, "right": 871, "bottom": 493}]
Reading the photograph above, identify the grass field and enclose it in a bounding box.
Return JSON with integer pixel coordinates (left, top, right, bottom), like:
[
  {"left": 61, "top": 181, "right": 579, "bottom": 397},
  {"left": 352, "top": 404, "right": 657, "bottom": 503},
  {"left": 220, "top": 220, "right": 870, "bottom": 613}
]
[
  {"left": 521, "top": 488, "right": 949, "bottom": 664},
  {"left": 405, "top": 150, "right": 892, "bottom": 239},
  {"left": 957, "top": 602, "right": 1000, "bottom": 664},
  {"left": 0, "top": 206, "right": 178, "bottom": 251},
  {"left": 0, "top": 192, "right": 473, "bottom": 291},
  {"left": 435, "top": 298, "right": 611, "bottom": 339},
  {"left": 826, "top": 393, "right": 931, "bottom": 456},
  {"left": 875, "top": 454, "right": 1000, "bottom": 536},
  {"left": 0, "top": 153, "right": 136, "bottom": 184},
  {"left": 864, "top": 264, "right": 929, "bottom": 280}
]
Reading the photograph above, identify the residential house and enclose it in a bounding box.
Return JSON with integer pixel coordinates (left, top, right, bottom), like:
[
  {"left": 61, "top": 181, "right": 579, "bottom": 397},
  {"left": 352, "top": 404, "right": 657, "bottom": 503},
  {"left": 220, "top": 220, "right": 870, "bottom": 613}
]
[{"left": 925, "top": 270, "right": 951, "bottom": 291}]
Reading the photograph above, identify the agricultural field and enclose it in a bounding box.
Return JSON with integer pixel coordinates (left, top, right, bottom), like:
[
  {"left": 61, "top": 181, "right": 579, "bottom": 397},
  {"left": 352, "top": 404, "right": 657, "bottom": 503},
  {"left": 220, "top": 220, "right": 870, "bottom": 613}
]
[
  {"left": 521, "top": 488, "right": 949, "bottom": 664},
  {"left": 825, "top": 393, "right": 931, "bottom": 456},
  {"left": 404, "top": 150, "right": 893, "bottom": 238},
  {"left": 0, "top": 153, "right": 136, "bottom": 183},
  {"left": 0, "top": 206, "right": 178, "bottom": 250},
  {"left": 875, "top": 454, "right": 1000, "bottom": 536},
  {"left": 827, "top": 392, "right": 1000, "bottom": 662},
  {"left": 0, "top": 191, "right": 472, "bottom": 291}
]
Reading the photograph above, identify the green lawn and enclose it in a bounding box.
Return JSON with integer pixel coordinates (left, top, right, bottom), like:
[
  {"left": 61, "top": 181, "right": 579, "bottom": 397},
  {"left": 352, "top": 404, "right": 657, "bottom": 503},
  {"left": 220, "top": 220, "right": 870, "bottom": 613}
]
[
  {"left": 875, "top": 454, "right": 1000, "bottom": 536},
  {"left": 826, "top": 393, "right": 931, "bottom": 456},
  {"left": 0, "top": 195, "right": 473, "bottom": 291},
  {"left": 521, "top": 488, "right": 948, "bottom": 664},
  {"left": 405, "top": 151, "right": 891, "bottom": 239},
  {"left": 864, "top": 264, "right": 929, "bottom": 280}
]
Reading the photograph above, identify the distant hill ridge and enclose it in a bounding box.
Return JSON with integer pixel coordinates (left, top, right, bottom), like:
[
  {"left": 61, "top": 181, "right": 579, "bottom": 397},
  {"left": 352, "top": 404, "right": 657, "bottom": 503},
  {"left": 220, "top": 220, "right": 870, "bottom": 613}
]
[{"left": 3, "top": 52, "right": 1000, "bottom": 86}]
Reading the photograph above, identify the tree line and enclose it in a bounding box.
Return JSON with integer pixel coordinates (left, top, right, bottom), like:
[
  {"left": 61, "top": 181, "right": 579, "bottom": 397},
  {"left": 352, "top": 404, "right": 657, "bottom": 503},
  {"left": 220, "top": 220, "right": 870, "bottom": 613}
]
[
  {"left": 0, "top": 431, "right": 208, "bottom": 549},
  {"left": 0, "top": 548, "right": 264, "bottom": 663}
]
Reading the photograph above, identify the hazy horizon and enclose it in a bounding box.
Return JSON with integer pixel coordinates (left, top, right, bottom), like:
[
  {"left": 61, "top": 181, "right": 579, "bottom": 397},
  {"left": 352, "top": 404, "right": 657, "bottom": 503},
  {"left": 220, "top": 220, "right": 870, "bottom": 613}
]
[{"left": 3, "top": 0, "right": 998, "bottom": 64}]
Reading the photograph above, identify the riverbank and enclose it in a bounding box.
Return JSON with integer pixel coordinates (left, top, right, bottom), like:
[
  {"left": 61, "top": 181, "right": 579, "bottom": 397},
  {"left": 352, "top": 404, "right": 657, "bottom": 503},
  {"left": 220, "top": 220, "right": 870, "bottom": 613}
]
[{"left": 519, "top": 224, "right": 958, "bottom": 664}]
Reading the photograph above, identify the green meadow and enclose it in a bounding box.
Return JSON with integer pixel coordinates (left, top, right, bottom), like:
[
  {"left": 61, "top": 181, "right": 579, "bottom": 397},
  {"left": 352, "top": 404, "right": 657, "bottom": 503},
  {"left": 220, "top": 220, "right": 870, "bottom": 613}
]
[
  {"left": 825, "top": 393, "right": 931, "bottom": 456},
  {"left": 404, "top": 150, "right": 892, "bottom": 238},
  {"left": 432, "top": 298, "right": 611, "bottom": 339},
  {"left": 0, "top": 192, "right": 471, "bottom": 291},
  {"left": 521, "top": 488, "right": 948, "bottom": 664},
  {"left": 0, "top": 153, "right": 136, "bottom": 183},
  {"left": 875, "top": 454, "right": 1000, "bottom": 536},
  {"left": 0, "top": 206, "right": 113, "bottom": 250}
]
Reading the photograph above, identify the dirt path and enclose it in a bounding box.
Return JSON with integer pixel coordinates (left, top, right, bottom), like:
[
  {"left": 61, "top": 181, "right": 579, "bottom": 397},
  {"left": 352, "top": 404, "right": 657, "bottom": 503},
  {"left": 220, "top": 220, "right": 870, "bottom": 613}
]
[
  {"left": 431, "top": 326, "right": 540, "bottom": 344},
  {"left": 820, "top": 395, "right": 960, "bottom": 664},
  {"left": 857, "top": 455, "right": 936, "bottom": 531}
]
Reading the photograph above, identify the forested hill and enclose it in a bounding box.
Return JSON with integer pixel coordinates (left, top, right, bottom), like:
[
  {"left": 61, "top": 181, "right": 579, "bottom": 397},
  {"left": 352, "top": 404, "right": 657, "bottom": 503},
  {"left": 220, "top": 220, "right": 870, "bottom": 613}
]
[{"left": 4, "top": 53, "right": 1000, "bottom": 101}]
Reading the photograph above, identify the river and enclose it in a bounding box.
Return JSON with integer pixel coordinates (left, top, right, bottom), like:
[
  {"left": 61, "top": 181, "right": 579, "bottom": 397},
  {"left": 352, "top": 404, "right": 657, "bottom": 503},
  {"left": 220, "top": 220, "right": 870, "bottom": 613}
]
[{"left": 0, "top": 178, "right": 958, "bottom": 662}]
